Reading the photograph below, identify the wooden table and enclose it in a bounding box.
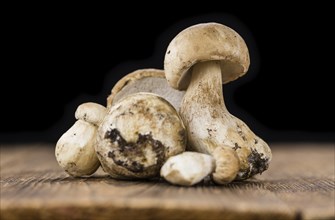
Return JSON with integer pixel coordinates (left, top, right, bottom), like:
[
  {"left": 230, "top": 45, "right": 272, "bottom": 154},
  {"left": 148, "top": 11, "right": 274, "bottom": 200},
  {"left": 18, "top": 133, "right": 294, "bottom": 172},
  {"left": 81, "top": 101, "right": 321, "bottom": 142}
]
[{"left": 1, "top": 143, "right": 334, "bottom": 220}]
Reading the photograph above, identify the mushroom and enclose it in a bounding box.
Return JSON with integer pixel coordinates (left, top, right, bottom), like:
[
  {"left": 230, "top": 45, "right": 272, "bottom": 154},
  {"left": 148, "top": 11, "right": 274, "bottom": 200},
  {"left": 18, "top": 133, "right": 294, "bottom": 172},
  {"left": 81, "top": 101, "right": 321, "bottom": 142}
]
[
  {"left": 164, "top": 22, "right": 272, "bottom": 181},
  {"left": 55, "top": 102, "right": 107, "bottom": 177},
  {"left": 107, "top": 69, "right": 185, "bottom": 111},
  {"left": 212, "top": 146, "right": 240, "bottom": 184},
  {"left": 160, "top": 151, "right": 215, "bottom": 186},
  {"left": 96, "top": 92, "right": 186, "bottom": 179}
]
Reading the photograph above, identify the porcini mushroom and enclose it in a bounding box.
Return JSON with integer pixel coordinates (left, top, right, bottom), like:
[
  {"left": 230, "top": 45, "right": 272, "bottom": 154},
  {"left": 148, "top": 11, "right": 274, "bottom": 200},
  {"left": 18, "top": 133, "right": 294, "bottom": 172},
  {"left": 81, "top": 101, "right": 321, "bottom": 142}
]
[
  {"left": 96, "top": 92, "right": 186, "bottom": 179},
  {"left": 55, "top": 102, "right": 107, "bottom": 177},
  {"left": 164, "top": 22, "right": 272, "bottom": 181},
  {"left": 107, "top": 69, "right": 185, "bottom": 111},
  {"left": 212, "top": 146, "right": 240, "bottom": 184},
  {"left": 160, "top": 151, "right": 215, "bottom": 186}
]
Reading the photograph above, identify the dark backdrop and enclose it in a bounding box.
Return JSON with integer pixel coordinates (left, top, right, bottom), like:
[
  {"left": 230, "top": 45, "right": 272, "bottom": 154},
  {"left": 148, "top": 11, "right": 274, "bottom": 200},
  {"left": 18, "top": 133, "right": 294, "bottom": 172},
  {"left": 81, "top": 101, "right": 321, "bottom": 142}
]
[{"left": 2, "top": 5, "right": 334, "bottom": 143}]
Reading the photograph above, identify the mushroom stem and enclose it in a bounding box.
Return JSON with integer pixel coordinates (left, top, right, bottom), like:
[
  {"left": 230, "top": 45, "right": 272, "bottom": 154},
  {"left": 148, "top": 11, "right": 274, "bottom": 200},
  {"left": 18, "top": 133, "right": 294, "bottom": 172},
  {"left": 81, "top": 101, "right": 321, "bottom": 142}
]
[{"left": 180, "top": 61, "right": 226, "bottom": 154}]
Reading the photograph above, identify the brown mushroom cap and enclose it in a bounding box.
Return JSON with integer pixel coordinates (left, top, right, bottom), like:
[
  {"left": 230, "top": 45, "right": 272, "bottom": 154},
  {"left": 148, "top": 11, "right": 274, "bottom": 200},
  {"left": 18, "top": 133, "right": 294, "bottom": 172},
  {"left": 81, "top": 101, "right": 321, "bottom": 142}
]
[
  {"left": 164, "top": 23, "right": 250, "bottom": 90},
  {"left": 107, "top": 69, "right": 185, "bottom": 111}
]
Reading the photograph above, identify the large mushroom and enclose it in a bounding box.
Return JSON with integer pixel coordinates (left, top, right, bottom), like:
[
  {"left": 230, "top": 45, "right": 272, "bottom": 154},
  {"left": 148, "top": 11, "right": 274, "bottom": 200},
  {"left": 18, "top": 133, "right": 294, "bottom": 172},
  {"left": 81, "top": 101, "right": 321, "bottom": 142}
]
[
  {"left": 164, "top": 22, "right": 272, "bottom": 182},
  {"left": 96, "top": 92, "right": 186, "bottom": 179},
  {"left": 98, "top": 69, "right": 186, "bottom": 179}
]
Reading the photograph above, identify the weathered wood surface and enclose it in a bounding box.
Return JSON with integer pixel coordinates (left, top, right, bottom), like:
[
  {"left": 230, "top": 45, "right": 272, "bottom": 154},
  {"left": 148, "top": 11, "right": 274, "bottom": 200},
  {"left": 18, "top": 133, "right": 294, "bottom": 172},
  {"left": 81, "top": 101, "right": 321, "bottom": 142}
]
[{"left": 0, "top": 143, "right": 334, "bottom": 220}]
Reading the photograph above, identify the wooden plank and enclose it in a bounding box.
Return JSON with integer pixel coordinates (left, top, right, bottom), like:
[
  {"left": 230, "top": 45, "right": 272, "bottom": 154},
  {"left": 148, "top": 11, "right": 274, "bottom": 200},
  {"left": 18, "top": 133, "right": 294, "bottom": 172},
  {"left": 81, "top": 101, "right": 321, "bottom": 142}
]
[{"left": 0, "top": 143, "right": 334, "bottom": 220}]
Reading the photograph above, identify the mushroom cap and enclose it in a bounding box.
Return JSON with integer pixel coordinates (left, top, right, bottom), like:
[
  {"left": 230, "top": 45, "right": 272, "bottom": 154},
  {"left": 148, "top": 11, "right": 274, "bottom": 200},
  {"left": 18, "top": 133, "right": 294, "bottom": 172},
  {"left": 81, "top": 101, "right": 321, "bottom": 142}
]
[
  {"left": 75, "top": 102, "right": 107, "bottom": 126},
  {"left": 164, "top": 22, "right": 250, "bottom": 90},
  {"left": 107, "top": 69, "right": 185, "bottom": 111},
  {"left": 96, "top": 92, "right": 186, "bottom": 179}
]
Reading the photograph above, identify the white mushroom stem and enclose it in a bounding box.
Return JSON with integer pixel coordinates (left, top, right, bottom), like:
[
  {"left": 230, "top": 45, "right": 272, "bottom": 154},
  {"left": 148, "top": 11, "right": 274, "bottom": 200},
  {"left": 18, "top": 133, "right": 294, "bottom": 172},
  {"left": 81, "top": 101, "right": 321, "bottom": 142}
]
[
  {"left": 180, "top": 61, "right": 271, "bottom": 181},
  {"left": 181, "top": 61, "right": 225, "bottom": 154},
  {"left": 180, "top": 61, "right": 243, "bottom": 183}
]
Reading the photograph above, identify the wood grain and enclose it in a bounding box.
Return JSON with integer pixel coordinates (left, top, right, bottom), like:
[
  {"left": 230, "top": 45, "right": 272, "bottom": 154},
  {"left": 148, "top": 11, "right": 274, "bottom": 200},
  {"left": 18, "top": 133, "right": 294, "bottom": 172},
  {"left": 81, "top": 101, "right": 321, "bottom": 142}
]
[{"left": 1, "top": 143, "right": 334, "bottom": 220}]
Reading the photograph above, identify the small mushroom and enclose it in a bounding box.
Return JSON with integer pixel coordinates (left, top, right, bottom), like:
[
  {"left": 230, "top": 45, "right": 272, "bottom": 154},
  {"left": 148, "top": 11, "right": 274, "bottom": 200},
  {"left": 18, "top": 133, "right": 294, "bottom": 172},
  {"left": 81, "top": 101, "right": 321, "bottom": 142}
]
[
  {"left": 55, "top": 102, "right": 107, "bottom": 176},
  {"left": 212, "top": 146, "right": 240, "bottom": 184},
  {"left": 164, "top": 22, "right": 272, "bottom": 182},
  {"left": 96, "top": 92, "right": 186, "bottom": 179},
  {"left": 107, "top": 69, "right": 185, "bottom": 111},
  {"left": 160, "top": 152, "right": 215, "bottom": 186}
]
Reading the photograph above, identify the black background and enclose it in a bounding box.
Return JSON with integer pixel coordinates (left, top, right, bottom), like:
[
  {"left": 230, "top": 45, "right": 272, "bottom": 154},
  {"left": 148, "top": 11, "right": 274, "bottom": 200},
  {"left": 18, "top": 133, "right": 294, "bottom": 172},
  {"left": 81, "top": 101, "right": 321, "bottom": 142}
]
[{"left": 2, "top": 4, "right": 334, "bottom": 143}]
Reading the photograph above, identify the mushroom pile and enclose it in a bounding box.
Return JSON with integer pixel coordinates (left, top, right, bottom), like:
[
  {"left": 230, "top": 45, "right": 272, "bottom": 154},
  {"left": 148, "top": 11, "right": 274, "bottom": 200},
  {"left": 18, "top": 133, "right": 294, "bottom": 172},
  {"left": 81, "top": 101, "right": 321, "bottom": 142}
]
[{"left": 55, "top": 23, "right": 272, "bottom": 186}]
